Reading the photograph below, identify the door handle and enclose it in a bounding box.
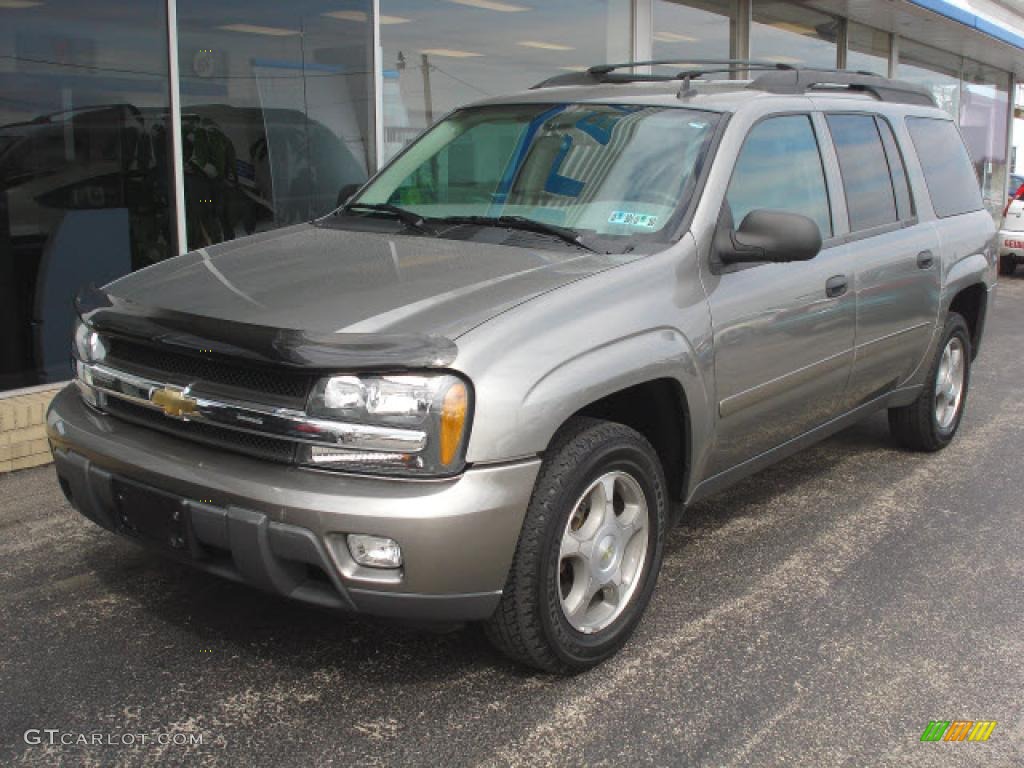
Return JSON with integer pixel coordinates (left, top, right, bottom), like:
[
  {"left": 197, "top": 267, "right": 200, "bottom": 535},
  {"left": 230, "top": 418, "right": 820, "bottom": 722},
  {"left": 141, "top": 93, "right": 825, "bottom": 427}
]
[
  {"left": 825, "top": 275, "right": 848, "bottom": 298},
  {"left": 917, "top": 250, "right": 935, "bottom": 269}
]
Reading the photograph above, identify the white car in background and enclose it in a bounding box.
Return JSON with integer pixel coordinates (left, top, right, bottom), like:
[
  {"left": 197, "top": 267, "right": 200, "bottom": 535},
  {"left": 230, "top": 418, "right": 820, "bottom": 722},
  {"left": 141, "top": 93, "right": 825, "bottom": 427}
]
[{"left": 1000, "top": 174, "right": 1024, "bottom": 275}]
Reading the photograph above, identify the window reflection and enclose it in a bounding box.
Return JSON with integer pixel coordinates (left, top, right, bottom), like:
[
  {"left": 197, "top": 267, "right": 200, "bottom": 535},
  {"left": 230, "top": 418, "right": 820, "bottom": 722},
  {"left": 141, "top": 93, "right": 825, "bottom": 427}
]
[
  {"left": 961, "top": 59, "right": 1009, "bottom": 216},
  {"left": 379, "top": 0, "right": 631, "bottom": 161},
  {"left": 751, "top": 0, "right": 839, "bottom": 69},
  {"left": 176, "top": 1, "right": 374, "bottom": 249},
  {"left": 653, "top": 0, "right": 736, "bottom": 75},
  {"left": 846, "top": 23, "right": 889, "bottom": 76},
  {"left": 0, "top": 0, "right": 172, "bottom": 388},
  {"left": 897, "top": 39, "right": 961, "bottom": 118}
]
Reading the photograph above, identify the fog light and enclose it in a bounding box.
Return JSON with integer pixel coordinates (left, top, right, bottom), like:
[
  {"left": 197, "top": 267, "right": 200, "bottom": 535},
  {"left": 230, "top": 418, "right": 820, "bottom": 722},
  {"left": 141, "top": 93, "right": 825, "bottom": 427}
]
[{"left": 347, "top": 534, "right": 402, "bottom": 569}]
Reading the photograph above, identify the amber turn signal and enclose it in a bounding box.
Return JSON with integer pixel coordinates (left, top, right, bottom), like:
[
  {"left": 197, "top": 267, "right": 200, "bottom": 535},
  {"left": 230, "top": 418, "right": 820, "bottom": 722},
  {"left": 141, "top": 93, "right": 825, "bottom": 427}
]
[{"left": 439, "top": 381, "right": 468, "bottom": 466}]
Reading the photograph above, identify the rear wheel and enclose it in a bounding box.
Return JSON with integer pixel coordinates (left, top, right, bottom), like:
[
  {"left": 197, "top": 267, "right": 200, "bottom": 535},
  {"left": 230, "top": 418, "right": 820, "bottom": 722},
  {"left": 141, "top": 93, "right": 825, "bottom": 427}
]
[
  {"left": 999, "top": 254, "right": 1016, "bottom": 276},
  {"left": 485, "top": 418, "right": 667, "bottom": 673},
  {"left": 888, "top": 313, "right": 971, "bottom": 452}
]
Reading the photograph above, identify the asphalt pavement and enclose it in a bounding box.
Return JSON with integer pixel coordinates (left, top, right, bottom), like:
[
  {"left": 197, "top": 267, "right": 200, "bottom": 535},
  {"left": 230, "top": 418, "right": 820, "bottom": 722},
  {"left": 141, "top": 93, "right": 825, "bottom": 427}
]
[{"left": 3, "top": 277, "right": 1023, "bottom": 767}]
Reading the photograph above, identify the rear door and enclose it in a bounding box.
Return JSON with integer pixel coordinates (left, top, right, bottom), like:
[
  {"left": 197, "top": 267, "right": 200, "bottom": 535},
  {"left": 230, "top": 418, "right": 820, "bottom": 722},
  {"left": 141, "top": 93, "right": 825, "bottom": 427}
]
[{"left": 826, "top": 113, "right": 941, "bottom": 408}]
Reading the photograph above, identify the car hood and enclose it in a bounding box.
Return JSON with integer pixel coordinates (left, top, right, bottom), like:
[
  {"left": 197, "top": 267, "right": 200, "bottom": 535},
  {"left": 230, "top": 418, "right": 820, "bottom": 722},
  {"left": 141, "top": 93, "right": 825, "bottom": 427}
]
[{"left": 107, "top": 223, "right": 626, "bottom": 339}]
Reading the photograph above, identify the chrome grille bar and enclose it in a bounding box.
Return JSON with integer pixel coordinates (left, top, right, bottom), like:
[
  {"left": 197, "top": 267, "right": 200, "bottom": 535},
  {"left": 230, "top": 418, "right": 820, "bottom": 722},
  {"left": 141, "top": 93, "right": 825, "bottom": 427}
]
[{"left": 78, "top": 362, "right": 427, "bottom": 454}]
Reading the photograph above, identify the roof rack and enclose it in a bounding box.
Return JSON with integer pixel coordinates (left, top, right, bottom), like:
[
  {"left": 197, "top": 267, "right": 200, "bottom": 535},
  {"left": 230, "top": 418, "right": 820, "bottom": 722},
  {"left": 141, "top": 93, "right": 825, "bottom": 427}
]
[
  {"left": 531, "top": 59, "right": 937, "bottom": 107},
  {"left": 531, "top": 59, "right": 791, "bottom": 89},
  {"left": 748, "top": 67, "right": 935, "bottom": 106}
]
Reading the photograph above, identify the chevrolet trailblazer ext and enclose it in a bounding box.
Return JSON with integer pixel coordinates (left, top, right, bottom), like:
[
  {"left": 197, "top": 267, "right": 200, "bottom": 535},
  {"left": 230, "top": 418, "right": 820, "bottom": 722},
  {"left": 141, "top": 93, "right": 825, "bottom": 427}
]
[{"left": 49, "top": 63, "right": 996, "bottom": 673}]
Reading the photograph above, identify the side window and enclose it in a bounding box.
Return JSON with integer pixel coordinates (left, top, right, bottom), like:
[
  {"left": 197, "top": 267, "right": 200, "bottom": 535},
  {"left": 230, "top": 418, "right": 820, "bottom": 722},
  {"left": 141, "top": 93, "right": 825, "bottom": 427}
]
[
  {"left": 725, "top": 115, "right": 832, "bottom": 239},
  {"left": 826, "top": 114, "right": 898, "bottom": 231},
  {"left": 876, "top": 118, "right": 914, "bottom": 221},
  {"left": 906, "top": 117, "right": 984, "bottom": 218}
]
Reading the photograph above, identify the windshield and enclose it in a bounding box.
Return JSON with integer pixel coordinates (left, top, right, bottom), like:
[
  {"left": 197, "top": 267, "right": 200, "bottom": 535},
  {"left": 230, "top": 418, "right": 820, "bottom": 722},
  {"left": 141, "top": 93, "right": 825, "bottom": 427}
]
[{"left": 352, "top": 103, "right": 719, "bottom": 245}]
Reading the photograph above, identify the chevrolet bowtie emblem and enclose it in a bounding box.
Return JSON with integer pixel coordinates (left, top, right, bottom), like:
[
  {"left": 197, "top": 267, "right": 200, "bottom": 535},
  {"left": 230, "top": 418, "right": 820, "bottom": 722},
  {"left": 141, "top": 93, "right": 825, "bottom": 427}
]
[{"left": 151, "top": 387, "right": 198, "bottom": 418}]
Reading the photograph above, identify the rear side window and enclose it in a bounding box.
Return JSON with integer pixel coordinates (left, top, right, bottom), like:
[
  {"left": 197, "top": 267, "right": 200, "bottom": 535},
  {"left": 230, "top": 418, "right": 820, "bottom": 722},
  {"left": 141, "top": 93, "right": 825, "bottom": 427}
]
[
  {"left": 906, "top": 117, "right": 983, "bottom": 218},
  {"left": 726, "top": 114, "right": 832, "bottom": 238},
  {"left": 826, "top": 114, "right": 897, "bottom": 231}
]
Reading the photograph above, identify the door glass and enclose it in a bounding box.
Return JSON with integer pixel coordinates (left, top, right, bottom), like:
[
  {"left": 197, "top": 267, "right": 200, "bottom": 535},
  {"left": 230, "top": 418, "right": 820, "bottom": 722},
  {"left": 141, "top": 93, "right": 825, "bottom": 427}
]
[
  {"left": 0, "top": 0, "right": 172, "bottom": 389},
  {"left": 725, "top": 115, "right": 832, "bottom": 238},
  {"left": 876, "top": 118, "right": 914, "bottom": 221},
  {"left": 176, "top": 1, "right": 374, "bottom": 250},
  {"left": 826, "top": 114, "right": 897, "bottom": 231}
]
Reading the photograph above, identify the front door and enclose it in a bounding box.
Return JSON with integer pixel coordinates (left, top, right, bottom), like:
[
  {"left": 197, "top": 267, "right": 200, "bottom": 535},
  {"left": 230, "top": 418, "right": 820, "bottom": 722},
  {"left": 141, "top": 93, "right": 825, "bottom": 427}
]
[{"left": 703, "top": 114, "right": 856, "bottom": 476}]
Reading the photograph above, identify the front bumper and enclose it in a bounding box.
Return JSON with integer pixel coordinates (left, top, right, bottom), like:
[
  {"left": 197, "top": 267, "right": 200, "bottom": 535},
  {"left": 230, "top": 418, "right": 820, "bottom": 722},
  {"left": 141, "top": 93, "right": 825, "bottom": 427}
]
[{"left": 46, "top": 386, "right": 540, "bottom": 621}]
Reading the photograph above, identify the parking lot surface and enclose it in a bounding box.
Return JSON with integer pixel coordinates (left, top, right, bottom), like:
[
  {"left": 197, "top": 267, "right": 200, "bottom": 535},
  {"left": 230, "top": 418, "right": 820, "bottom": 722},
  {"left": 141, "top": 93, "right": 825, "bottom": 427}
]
[{"left": 3, "top": 277, "right": 1024, "bottom": 767}]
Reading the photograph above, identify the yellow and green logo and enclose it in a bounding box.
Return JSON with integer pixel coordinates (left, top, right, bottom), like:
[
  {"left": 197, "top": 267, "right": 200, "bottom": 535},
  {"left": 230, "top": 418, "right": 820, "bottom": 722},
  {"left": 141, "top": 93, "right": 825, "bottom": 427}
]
[{"left": 920, "top": 720, "right": 997, "bottom": 742}]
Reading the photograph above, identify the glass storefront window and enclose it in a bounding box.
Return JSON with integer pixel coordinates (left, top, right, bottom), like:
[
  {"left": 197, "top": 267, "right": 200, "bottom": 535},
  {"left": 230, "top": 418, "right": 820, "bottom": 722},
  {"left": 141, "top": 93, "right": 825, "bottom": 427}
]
[
  {"left": 0, "top": 1, "right": 172, "bottom": 389},
  {"left": 846, "top": 22, "right": 889, "bottom": 77},
  {"left": 750, "top": 0, "right": 839, "bottom": 69},
  {"left": 652, "top": 0, "right": 736, "bottom": 71},
  {"left": 176, "top": 1, "right": 374, "bottom": 250},
  {"left": 960, "top": 59, "right": 1010, "bottom": 216},
  {"left": 897, "top": 39, "right": 961, "bottom": 118},
  {"left": 379, "top": 0, "right": 631, "bottom": 162}
]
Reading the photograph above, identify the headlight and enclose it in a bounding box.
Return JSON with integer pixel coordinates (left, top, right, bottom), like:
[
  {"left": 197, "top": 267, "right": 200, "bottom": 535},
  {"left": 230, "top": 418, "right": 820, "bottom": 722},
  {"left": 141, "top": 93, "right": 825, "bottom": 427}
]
[
  {"left": 73, "top": 317, "right": 107, "bottom": 363},
  {"left": 303, "top": 373, "right": 471, "bottom": 477},
  {"left": 72, "top": 318, "right": 107, "bottom": 408}
]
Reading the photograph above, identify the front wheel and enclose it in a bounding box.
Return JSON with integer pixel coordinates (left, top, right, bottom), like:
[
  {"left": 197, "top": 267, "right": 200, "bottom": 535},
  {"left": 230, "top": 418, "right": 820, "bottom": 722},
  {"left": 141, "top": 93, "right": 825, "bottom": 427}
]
[
  {"left": 888, "top": 313, "right": 971, "bottom": 452},
  {"left": 999, "top": 254, "right": 1016, "bottom": 276},
  {"left": 484, "top": 418, "right": 668, "bottom": 673}
]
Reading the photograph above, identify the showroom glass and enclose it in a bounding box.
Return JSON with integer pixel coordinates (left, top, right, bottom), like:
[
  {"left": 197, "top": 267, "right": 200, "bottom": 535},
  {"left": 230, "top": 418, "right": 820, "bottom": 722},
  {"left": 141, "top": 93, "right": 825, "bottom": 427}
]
[
  {"left": 378, "top": 0, "right": 631, "bottom": 162},
  {"left": 652, "top": 0, "right": 736, "bottom": 74},
  {"left": 0, "top": 0, "right": 172, "bottom": 390},
  {"left": 354, "top": 104, "right": 719, "bottom": 241},
  {"left": 750, "top": 0, "right": 839, "bottom": 69},
  {"left": 897, "top": 39, "right": 961, "bottom": 118},
  {"left": 826, "top": 114, "right": 898, "bottom": 231},
  {"left": 960, "top": 59, "right": 1009, "bottom": 217},
  {"left": 175, "top": 1, "right": 374, "bottom": 250},
  {"left": 906, "top": 118, "right": 984, "bottom": 219},
  {"left": 725, "top": 115, "right": 832, "bottom": 238},
  {"left": 846, "top": 23, "right": 890, "bottom": 77}
]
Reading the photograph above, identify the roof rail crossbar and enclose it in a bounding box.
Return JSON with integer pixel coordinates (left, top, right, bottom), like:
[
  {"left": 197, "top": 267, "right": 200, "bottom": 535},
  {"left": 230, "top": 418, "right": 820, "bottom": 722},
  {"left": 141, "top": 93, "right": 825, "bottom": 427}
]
[
  {"left": 531, "top": 59, "right": 791, "bottom": 89},
  {"left": 748, "top": 68, "right": 936, "bottom": 106}
]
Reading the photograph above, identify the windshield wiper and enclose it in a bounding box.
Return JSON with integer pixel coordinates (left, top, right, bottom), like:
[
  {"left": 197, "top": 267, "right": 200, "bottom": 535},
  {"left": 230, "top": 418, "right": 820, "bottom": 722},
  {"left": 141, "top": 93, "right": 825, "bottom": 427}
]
[
  {"left": 436, "top": 215, "right": 597, "bottom": 253},
  {"left": 341, "top": 202, "right": 436, "bottom": 235}
]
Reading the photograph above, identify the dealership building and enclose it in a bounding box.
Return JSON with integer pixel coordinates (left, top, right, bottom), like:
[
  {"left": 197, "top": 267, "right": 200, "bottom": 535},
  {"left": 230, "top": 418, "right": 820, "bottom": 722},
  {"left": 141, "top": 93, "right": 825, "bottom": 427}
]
[{"left": 0, "top": 0, "right": 1022, "bottom": 470}]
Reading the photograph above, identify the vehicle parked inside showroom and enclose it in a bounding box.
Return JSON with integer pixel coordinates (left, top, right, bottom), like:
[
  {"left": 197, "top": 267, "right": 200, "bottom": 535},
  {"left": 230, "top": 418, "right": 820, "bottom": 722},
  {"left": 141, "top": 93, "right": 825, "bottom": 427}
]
[{"left": 49, "top": 60, "right": 996, "bottom": 673}]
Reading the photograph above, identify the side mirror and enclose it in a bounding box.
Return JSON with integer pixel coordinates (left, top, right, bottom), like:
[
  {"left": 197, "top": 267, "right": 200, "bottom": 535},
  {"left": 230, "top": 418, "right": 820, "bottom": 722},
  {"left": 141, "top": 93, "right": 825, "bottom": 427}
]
[
  {"left": 716, "top": 209, "right": 822, "bottom": 265},
  {"left": 337, "top": 183, "right": 362, "bottom": 207}
]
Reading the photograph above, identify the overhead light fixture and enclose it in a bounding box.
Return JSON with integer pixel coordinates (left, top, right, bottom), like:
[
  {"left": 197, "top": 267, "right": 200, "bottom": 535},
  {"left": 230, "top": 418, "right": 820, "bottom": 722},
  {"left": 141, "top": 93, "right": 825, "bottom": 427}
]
[
  {"left": 218, "top": 23, "right": 300, "bottom": 37},
  {"left": 559, "top": 65, "right": 588, "bottom": 72},
  {"left": 518, "top": 40, "right": 574, "bottom": 51},
  {"left": 446, "top": 0, "right": 529, "bottom": 12},
  {"left": 324, "top": 10, "right": 411, "bottom": 24},
  {"left": 420, "top": 48, "right": 484, "bottom": 58},
  {"left": 771, "top": 21, "right": 817, "bottom": 36},
  {"left": 654, "top": 31, "right": 697, "bottom": 43},
  {"left": 764, "top": 54, "right": 803, "bottom": 64},
  {"left": 0, "top": 0, "right": 44, "bottom": 7}
]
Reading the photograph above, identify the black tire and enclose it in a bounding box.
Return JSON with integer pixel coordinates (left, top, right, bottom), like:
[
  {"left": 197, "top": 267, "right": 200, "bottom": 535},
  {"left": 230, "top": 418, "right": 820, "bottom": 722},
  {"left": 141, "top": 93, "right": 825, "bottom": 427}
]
[
  {"left": 888, "top": 313, "right": 972, "bottom": 452},
  {"left": 484, "top": 417, "right": 668, "bottom": 674},
  {"left": 999, "top": 254, "right": 1016, "bottom": 276}
]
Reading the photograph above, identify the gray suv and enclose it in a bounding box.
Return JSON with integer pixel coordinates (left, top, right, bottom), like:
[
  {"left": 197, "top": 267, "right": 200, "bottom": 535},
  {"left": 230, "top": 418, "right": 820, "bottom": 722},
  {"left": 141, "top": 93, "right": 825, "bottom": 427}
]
[{"left": 48, "top": 62, "right": 996, "bottom": 673}]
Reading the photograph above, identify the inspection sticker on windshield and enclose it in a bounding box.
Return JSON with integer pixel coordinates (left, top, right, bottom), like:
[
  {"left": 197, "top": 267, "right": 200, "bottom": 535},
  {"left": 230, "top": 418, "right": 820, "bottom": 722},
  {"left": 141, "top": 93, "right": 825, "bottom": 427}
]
[{"left": 609, "top": 211, "right": 658, "bottom": 229}]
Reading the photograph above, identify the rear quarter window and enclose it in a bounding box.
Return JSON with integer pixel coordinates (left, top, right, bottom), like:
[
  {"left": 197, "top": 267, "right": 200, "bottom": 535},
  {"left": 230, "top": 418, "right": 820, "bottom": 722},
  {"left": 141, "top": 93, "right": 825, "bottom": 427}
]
[{"left": 905, "top": 117, "right": 983, "bottom": 218}]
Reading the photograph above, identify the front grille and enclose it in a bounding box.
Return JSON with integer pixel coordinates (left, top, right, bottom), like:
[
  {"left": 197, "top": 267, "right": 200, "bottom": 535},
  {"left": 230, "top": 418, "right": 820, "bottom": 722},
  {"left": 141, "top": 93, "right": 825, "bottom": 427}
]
[
  {"left": 105, "top": 337, "right": 314, "bottom": 405},
  {"left": 104, "top": 398, "right": 297, "bottom": 464}
]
